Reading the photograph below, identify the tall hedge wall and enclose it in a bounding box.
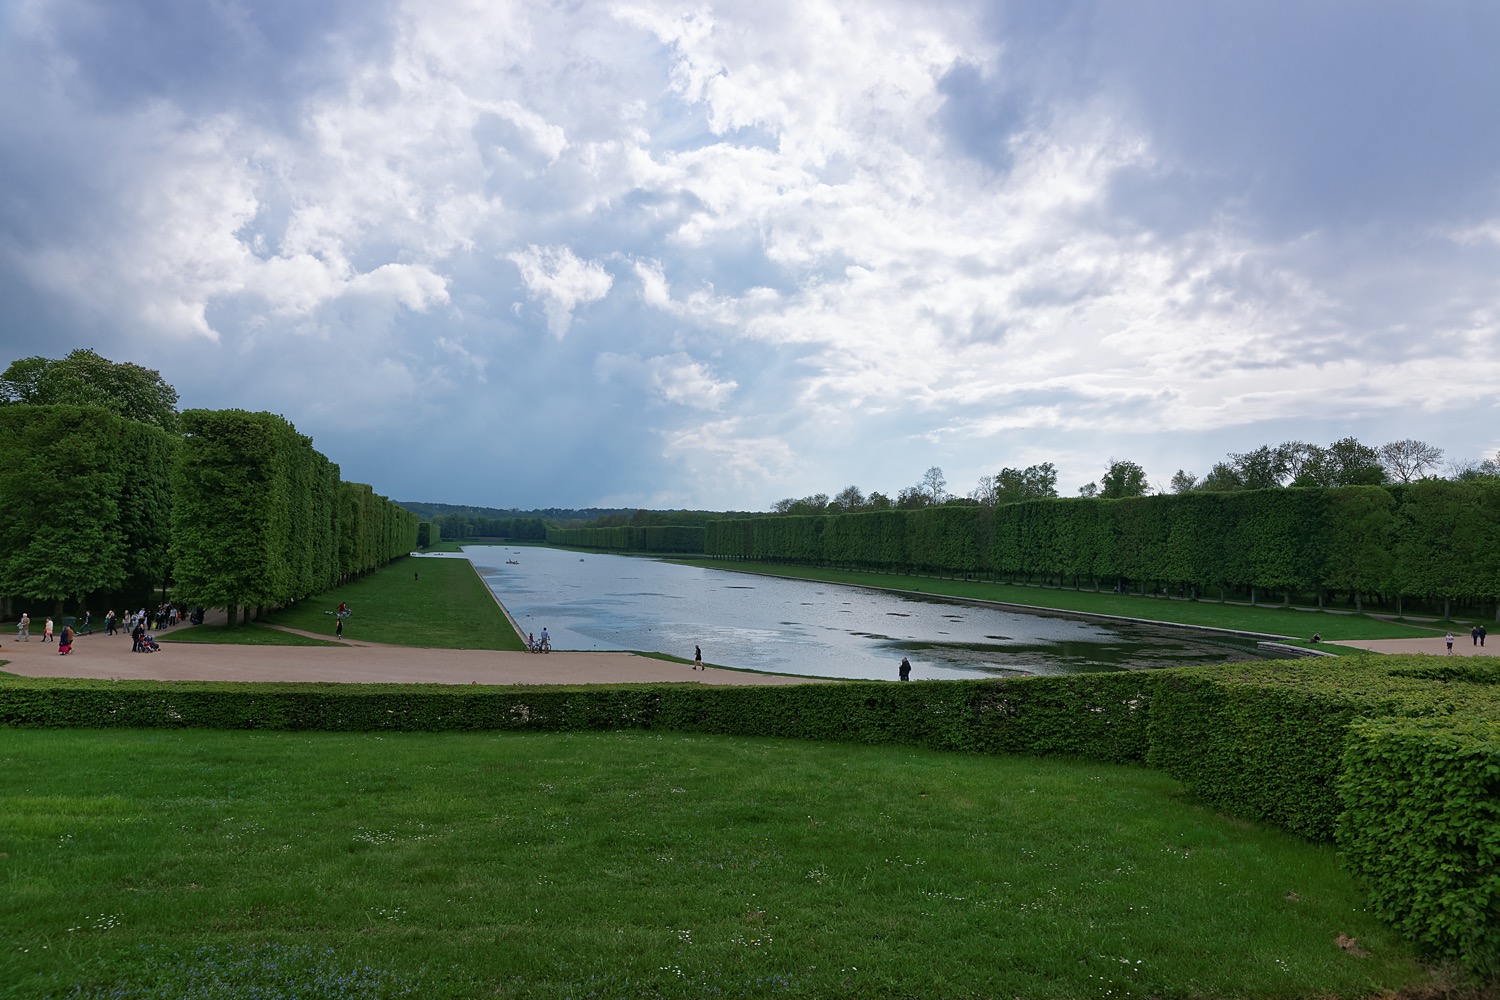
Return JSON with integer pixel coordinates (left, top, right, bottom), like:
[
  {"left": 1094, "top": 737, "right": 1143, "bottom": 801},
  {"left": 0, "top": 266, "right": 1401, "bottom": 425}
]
[
  {"left": 546, "top": 524, "right": 706, "bottom": 554},
  {"left": 708, "top": 483, "right": 1500, "bottom": 611}
]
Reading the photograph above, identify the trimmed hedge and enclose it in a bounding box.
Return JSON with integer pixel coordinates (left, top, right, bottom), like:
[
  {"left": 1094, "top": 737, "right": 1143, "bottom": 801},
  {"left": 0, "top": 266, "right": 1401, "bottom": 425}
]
[
  {"left": 0, "top": 673, "right": 1155, "bottom": 764},
  {"left": 1339, "top": 717, "right": 1500, "bottom": 980}
]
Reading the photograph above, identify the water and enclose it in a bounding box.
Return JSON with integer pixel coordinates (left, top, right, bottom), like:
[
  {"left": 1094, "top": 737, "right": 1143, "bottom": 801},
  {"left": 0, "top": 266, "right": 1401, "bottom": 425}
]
[{"left": 444, "top": 545, "right": 1270, "bottom": 682}]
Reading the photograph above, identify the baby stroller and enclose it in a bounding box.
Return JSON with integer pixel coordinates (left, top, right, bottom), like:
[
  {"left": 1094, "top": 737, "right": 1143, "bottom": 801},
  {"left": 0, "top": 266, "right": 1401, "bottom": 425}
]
[{"left": 139, "top": 633, "right": 161, "bottom": 653}]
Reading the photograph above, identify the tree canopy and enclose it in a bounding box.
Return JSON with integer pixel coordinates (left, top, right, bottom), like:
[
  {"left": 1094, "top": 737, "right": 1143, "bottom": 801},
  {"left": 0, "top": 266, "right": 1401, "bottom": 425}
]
[{"left": 0, "top": 349, "right": 179, "bottom": 431}]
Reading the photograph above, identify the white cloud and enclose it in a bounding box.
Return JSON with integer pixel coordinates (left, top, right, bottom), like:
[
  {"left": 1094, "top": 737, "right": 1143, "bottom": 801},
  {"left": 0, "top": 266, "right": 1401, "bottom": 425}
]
[{"left": 508, "top": 245, "right": 614, "bottom": 338}]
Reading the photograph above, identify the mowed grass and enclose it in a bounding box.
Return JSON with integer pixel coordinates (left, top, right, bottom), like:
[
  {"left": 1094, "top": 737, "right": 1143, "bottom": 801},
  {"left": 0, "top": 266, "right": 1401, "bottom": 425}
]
[
  {"left": 666, "top": 559, "right": 1446, "bottom": 642},
  {"left": 0, "top": 729, "right": 1444, "bottom": 1000},
  {"left": 158, "top": 624, "right": 340, "bottom": 647},
  {"left": 260, "top": 555, "right": 526, "bottom": 651}
]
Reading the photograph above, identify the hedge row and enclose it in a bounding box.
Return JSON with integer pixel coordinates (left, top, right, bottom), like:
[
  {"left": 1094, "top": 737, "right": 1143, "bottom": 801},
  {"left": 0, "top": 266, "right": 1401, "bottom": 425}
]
[
  {"left": 546, "top": 524, "right": 706, "bottom": 554},
  {"left": 707, "top": 481, "right": 1500, "bottom": 611},
  {"left": 0, "top": 673, "right": 1154, "bottom": 762},
  {"left": 1, "top": 656, "right": 1494, "bottom": 975},
  {"left": 1143, "top": 657, "right": 1498, "bottom": 976}
]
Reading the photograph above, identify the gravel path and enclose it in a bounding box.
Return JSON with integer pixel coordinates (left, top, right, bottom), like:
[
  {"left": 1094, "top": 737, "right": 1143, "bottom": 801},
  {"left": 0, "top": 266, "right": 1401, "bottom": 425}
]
[{"left": 0, "top": 623, "right": 826, "bottom": 687}]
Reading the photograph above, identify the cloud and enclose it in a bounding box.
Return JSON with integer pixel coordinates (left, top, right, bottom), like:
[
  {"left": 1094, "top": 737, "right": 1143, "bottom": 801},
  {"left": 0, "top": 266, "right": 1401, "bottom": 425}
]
[
  {"left": 507, "top": 245, "right": 615, "bottom": 339},
  {"left": 1, "top": 0, "right": 1498, "bottom": 510}
]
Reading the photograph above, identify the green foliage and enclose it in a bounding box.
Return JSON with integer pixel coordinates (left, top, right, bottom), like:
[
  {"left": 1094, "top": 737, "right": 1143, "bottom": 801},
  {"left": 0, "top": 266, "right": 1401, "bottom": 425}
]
[
  {"left": 0, "top": 405, "right": 174, "bottom": 603},
  {"left": 1144, "top": 655, "right": 1500, "bottom": 977},
  {"left": 1338, "top": 716, "right": 1500, "bottom": 979},
  {"left": 708, "top": 480, "right": 1500, "bottom": 608},
  {"left": 545, "top": 524, "right": 705, "bottom": 553},
  {"left": 0, "top": 348, "right": 179, "bottom": 431},
  {"left": 170, "top": 409, "right": 418, "bottom": 617}
]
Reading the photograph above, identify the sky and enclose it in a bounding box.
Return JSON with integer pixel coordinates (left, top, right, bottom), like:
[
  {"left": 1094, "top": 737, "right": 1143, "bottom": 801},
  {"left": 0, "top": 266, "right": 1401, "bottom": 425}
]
[{"left": 2, "top": 0, "right": 1499, "bottom": 511}]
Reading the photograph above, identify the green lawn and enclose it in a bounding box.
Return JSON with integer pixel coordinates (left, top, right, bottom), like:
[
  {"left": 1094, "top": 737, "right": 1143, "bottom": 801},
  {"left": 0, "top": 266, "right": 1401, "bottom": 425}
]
[
  {"left": 667, "top": 559, "right": 1450, "bottom": 642},
  {"left": 157, "top": 624, "right": 340, "bottom": 647},
  {"left": 0, "top": 728, "right": 1450, "bottom": 1000},
  {"left": 259, "top": 555, "right": 525, "bottom": 651}
]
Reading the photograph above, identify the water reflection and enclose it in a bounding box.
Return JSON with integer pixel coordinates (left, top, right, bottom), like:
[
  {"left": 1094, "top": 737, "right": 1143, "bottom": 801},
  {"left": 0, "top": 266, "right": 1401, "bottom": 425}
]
[{"left": 460, "top": 545, "right": 1268, "bottom": 681}]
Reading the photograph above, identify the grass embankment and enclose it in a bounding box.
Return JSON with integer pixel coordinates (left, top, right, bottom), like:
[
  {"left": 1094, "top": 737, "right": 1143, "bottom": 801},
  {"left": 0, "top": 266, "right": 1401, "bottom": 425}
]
[
  {"left": 669, "top": 559, "right": 1450, "bottom": 642},
  {"left": 0, "top": 728, "right": 1444, "bottom": 1000},
  {"left": 241, "top": 554, "right": 526, "bottom": 651}
]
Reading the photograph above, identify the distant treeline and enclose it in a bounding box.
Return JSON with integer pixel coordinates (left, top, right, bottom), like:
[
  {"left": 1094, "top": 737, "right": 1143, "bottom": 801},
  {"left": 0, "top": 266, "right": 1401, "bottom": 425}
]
[
  {"left": 706, "top": 481, "right": 1500, "bottom": 617},
  {"left": 0, "top": 405, "right": 418, "bottom": 621},
  {"left": 427, "top": 515, "right": 548, "bottom": 541}
]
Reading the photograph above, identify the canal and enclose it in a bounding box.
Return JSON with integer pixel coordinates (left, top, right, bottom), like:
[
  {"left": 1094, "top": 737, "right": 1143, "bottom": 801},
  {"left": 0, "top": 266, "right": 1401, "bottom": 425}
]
[{"left": 459, "top": 545, "right": 1270, "bottom": 682}]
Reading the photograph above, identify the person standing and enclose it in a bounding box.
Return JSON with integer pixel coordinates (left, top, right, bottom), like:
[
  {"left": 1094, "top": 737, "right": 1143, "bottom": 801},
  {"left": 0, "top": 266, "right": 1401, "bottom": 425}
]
[
  {"left": 131, "top": 620, "right": 146, "bottom": 653},
  {"left": 1446, "top": 632, "right": 1455, "bottom": 654},
  {"left": 694, "top": 645, "right": 702, "bottom": 670},
  {"left": 17, "top": 613, "right": 29, "bottom": 641},
  {"left": 43, "top": 618, "right": 53, "bottom": 643},
  {"left": 899, "top": 656, "right": 911, "bottom": 681},
  {"left": 105, "top": 610, "right": 116, "bottom": 636},
  {"left": 81, "top": 610, "right": 92, "bottom": 635},
  {"left": 1473, "top": 625, "right": 1481, "bottom": 647},
  {"left": 58, "top": 624, "right": 73, "bottom": 655},
  {"left": 539, "top": 627, "right": 550, "bottom": 653}
]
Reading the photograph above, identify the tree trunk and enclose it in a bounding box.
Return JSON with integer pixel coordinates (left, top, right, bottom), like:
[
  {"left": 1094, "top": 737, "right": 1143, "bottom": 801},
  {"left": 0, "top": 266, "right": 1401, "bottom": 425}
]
[
  {"left": 1355, "top": 592, "right": 1363, "bottom": 614},
  {"left": 1443, "top": 597, "right": 1451, "bottom": 621},
  {"left": 1250, "top": 587, "right": 1257, "bottom": 606}
]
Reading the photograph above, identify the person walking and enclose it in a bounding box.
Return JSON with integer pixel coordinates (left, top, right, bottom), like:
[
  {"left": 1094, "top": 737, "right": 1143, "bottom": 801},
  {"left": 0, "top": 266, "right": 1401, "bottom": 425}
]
[
  {"left": 81, "top": 610, "right": 92, "bottom": 635},
  {"left": 1445, "top": 632, "right": 1455, "bottom": 654},
  {"left": 694, "top": 645, "right": 702, "bottom": 670},
  {"left": 335, "top": 617, "right": 343, "bottom": 638},
  {"left": 1473, "top": 625, "right": 1481, "bottom": 647},
  {"left": 1481, "top": 625, "right": 1488, "bottom": 648},
  {"left": 17, "top": 613, "right": 29, "bottom": 641},
  {"left": 105, "top": 610, "right": 116, "bottom": 636},
  {"left": 43, "top": 618, "right": 53, "bottom": 643},
  {"left": 899, "top": 656, "right": 911, "bottom": 681}
]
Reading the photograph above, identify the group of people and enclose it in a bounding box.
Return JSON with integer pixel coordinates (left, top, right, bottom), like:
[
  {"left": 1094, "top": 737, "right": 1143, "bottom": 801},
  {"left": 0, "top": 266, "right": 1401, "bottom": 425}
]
[
  {"left": 527, "top": 627, "right": 551, "bottom": 653},
  {"left": 14, "top": 613, "right": 76, "bottom": 654},
  {"left": 1446, "top": 624, "right": 1489, "bottom": 653}
]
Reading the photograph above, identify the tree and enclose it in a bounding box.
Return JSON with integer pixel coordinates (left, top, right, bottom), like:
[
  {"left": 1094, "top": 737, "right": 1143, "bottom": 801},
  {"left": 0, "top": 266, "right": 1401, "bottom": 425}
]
[
  {"left": 994, "top": 462, "right": 1058, "bottom": 502},
  {"left": 1279, "top": 441, "right": 1325, "bottom": 485},
  {"left": 896, "top": 486, "right": 930, "bottom": 509},
  {"left": 970, "top": 475, "right": 999, "bottom": 506},
  {"left": 919, "top": 466, "right": 948, "bottom": 505},
  {"left": 1379, "top": 439, "right": 1444, "bottom": 484},
  {"left": 1323, "top": 437, "right": 1386, "bottom": 486},
  {"left": 1099, "top": 460, "right": 1149, "bottom": 499},
  {"left": 1169, "top": 470, "right": 1199, "bottom": 494},
  {"left": 1230, "top": 445, "right": 1288, "bottom": 490},
  {"left": 866, "top": 491, "right": 893, "bottom": 510},
  {"left": 830, "top": 485, "right": 866, "bottom": 512},
  {"left": 1452, "top": 452, "right": 1500, "bottom": 481},
  {"left": 0, "top": 349, "right": 179, "bottom": 431},
  {"left": 1199, "top": 462, "right": 1242, "bottom": 492},
  {"left": 1077, "top": 482, "right": 1099, "bottom": 498}
]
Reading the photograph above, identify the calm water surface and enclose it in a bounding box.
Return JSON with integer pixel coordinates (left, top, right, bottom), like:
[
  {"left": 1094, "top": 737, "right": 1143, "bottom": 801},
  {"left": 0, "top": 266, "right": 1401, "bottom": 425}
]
[{"left": 458, "top": 545, "right": 1268, "bottom": 681}]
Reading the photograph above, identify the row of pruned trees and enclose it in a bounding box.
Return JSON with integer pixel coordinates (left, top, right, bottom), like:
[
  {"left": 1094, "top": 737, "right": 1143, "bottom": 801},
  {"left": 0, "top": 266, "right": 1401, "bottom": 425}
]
[
  {"left": 170, "top": 409, "right": 419, "bottom": 624},
  {"left": 545, "top": 524, "right": 706, "bottom": 553},
  {"left": 707, "top": 481, "right": 1500, "bottom": 619},
  {"left": 0, "top": 402, "right": 417, "bottom": 622}
]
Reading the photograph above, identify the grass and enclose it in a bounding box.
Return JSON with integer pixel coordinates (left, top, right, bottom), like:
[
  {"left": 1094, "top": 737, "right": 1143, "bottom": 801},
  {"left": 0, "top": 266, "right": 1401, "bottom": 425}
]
[
  {"left": 258, "top": 555, "right": 525, "bottom": 651},
  {"left": 666, "top": 559, "right": 1450, "bottom": 642},
  {"left": 0, "top": 728, "right": 1452, "bottom": 1000},
  {"left": 157, "top": 624, "right": 340, "bottom": 647}
]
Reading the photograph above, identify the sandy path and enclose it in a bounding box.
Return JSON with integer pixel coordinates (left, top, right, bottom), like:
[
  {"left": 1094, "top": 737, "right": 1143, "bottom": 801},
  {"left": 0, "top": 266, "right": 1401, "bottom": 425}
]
[
  {"left": 1330, "top": 636, "right": 1498, "bottom": 657},
  {"left": 0, "top": 626, "right": 826, "bottom": 687}
]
